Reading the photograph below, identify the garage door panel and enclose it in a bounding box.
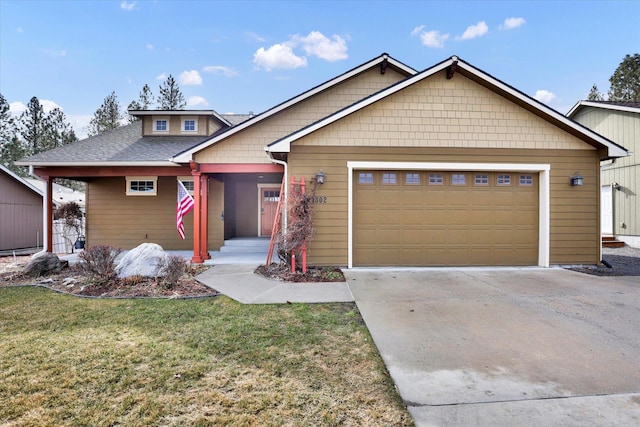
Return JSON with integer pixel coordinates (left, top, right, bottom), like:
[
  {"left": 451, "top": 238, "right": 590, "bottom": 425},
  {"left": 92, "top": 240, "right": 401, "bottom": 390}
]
[{"left": 354, "top": 170, "right": 539, "bottom": 266}]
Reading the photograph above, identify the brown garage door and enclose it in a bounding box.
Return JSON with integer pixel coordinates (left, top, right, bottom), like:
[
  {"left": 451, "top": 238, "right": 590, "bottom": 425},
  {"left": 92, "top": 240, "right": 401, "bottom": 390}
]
[{"left": 354, "top": 171, "right": 538, "bottom": 266}]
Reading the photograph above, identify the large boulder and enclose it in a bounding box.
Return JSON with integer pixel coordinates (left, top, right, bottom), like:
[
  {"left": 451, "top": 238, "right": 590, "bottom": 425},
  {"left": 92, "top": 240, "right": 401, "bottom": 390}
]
[
  {"left": 23, "top": 252, "right": 65, "bottom": 277},
  {"left": 115, "top": 243, "right": 168, "bottom": 279}
]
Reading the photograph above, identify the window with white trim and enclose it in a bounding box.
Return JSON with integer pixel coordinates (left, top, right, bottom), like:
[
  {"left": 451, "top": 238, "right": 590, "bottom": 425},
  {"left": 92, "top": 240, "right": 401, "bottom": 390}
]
[
  {"left": 381, "top": 172, "right": 397, "bottom": 185},
  {"left": 126, "top": 176, "right": 158, "bottom": 196},
  {"left": 474, "top": 173, "right": 489, "bottom": 185},
  {"left": 519, "top": 174, "right": 534, "bottom": 186},
  {"left": 405, "top": 173, "right": 420, "bottom": 185},
  {"left": 154, "top": 117, "right": 169, "bottom": 133},
  {"left": 178, "top": 177, "right": 195, "bottom": 195},
  {"left": 182, "top": 117, "right": 197, "bottom": 133},
  {"left": 428, "top": 173, "right": 444, "bottom": 185},
  {"left": 451, "top": 173, "right": 467, "bottom": 185},
  {"left": 497, "top": 174, "right": 511, "bottom": 186},
  {"left": 358, "top": 172, "right": 374, "bottom": 184}
]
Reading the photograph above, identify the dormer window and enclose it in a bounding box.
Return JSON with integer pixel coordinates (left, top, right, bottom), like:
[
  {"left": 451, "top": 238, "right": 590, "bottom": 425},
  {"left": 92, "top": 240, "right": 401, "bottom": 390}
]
[
  {"left": 182, "top": 117, "right": 198, "bottom": 133},
  {"left": 154, "top": 117, "right": 169, "bottom": 133}
]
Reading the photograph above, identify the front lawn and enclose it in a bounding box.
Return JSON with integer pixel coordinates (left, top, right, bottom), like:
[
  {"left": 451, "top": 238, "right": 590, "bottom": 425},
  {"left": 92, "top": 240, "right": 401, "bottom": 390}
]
[{"left": 0, "top": 287, "right": 411, "bottom": 426}]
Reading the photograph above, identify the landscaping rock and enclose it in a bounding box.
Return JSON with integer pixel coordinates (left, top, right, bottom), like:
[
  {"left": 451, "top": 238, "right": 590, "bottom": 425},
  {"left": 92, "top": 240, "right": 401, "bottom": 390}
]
[
  {"left": 23, "top": 252, "right": 63, "bottom": 277},
  {"left": 115, "top": 243, "right": 168, "bottom": 279}
]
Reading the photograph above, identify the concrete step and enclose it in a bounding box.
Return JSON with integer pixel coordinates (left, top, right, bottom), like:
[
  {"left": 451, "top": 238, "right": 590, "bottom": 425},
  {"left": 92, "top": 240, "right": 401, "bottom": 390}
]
[{"left": 220, "top": 238, "right": 270, "bottom": 253}]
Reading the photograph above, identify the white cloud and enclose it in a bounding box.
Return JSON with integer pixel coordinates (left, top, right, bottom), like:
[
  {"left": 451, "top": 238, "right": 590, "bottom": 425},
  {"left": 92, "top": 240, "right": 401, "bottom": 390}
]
[
  {"left": 411, "top": 25, "right": 425, "bottom": 37},
  {"left": 40, "top": 99, "right": 62, "bottom": 113},
  {"left": 179, "top": 70, "right": 203, "bottom": 86},
  {"left": 120, "top": 1, "right": 137, "bottom": 11},
  {"left": 501, "top": 17, "right": 526, "bottom": 30},
  {"left": 244, "top": 32, "right": 266, "bottom": 43},
  {"left": 146, "top": 43, "right": 154, "bottom": 50},
  {"left": 253, "top": 44, "right": 307, "bottom": 71},
  {"left": 9, "top": 101, "right": 26, "bottom": 114},
  {"left": 202, "top": 65, "right": 239, "bottom": 77},
  {"left": 419, "top": 30, "right": 450, "bottom": 48},
  {"left": 186, "top": 96, "right": 209, "bottom": 107},
  {"left": 292, "top": 31, "right": 348, "bottom": 62},
  {"left": 156, "top": 72, "right": 168, "bottom": 81},
  {"left": 459, "top": 21, "right": 489, "bottom": 40},
  {"left": 534, "top": 89, "right": 556, "bottom": 104}
]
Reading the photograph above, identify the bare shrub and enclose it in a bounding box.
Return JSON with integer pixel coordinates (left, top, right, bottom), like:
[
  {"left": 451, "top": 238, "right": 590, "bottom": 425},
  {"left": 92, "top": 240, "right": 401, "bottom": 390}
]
[
  {"left": 276, "top": 183, "right": 316, "bottom": 269},
  {"left": 159, "top": 254, "right": 186, "bottom": 289},
  {"left": 78, "top": 245, "right": 122, "bottom": 283}
]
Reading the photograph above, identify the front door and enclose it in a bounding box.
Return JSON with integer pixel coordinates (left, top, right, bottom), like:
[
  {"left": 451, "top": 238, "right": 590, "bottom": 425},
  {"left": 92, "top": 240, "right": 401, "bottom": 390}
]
[{"left": 260, "top": 187, "right": 280, "bottom": 236}]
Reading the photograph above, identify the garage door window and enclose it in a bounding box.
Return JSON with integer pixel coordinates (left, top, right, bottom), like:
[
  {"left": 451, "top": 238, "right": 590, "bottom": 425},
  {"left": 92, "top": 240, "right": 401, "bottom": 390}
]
[
  {"left": 428, "top": 173, "right": 444, "bottom": 185},
  {"left": 497, "top": 174, "right": 511, "bottom": 186},
  {"left": 382, "top": 173, "right": 397, "bottom": 185},
  {"left": 405, "top": 173, "right": 421, "bottom": 185},
  {"left": 451, "top": 173, "right": 467, "bottom": 185},
  {"left": 474, "top": 174, "right": 489, "bottom": 186},
  {"left": 358, "top": 172, "right": 374, "bottom": 184},
  {"left": 519, "top": 174, "right": 533, "bottom": 186}
]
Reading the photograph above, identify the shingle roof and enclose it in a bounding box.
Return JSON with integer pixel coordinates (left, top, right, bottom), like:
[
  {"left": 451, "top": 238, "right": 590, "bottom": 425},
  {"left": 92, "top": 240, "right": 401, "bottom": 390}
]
[
  {"left": 586, "top": 101, "right": 640, "bottom": 108},
  {"left": 18, "top": 121, "right": 211, "bottom": 165}
]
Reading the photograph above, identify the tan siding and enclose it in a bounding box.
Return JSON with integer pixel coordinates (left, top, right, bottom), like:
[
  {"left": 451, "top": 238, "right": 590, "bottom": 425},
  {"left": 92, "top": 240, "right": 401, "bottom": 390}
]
[
  {"left": 142, "top": 115, "right": 224, "bottom": 136},
  {"left": 289, "top": 146, "right": 600, "bottom": 266},
  {"left": 297, "top": 73, "right": 593, "bottom": 151},
  {"left": 0, "top": 173, "right": 43, "bottom": 250},
  {"left": 195, "top": 67, "right": 409, "bottom": 164},
  {"left": 86, "top": 176, "right": 224, "bottom": 250}
]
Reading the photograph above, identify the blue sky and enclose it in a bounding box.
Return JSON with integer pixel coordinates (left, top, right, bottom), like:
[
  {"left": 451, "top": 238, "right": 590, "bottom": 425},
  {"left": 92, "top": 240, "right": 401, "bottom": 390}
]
[{"left": 1, "top": 0, "right": 639, "bottom": 138}]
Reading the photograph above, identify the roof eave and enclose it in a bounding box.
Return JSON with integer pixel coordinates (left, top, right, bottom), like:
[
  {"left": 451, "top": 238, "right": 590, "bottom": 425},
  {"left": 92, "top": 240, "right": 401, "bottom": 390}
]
[{"left": 16, "top": 161, "right": 181, "bottom": 167}]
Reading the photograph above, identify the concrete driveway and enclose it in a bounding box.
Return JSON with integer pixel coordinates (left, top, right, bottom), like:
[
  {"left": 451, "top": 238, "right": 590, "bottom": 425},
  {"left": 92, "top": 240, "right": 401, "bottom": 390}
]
[{"left": 346, "top": 268, "right": 640, "bottom": 426}]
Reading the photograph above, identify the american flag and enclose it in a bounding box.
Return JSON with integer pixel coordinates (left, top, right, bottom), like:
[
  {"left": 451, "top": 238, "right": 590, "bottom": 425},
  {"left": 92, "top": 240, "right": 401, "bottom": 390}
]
[{"left": 176, "top": 180, "right": 195, "bottom": 239}]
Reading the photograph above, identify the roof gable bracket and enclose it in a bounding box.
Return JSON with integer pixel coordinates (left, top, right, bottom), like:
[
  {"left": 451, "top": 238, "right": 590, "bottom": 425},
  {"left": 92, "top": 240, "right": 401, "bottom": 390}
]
[
  {"left": 380, "top": 57, "right": 388, "bottom": 75},
  {"left": 446, "top": 58, "right": 458, "bottom": 79}
]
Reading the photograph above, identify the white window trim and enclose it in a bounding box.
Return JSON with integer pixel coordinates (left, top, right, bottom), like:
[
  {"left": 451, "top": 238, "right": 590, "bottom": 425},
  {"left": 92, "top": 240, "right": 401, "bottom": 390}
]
[
  {"left": 178, "top": 176, "right": 195, "bottom": 195},
  {"left": 181, "top": 116, "right": 198, "bottom": 133},
  {"left": 126, "top": 176, "right": 158, "bottom": 196},
  {"left": 347, "top": 161, "right": 550, "bottom": 268},
  {"left": 153, "top": 116, "right": 170, "bottom": 133}
]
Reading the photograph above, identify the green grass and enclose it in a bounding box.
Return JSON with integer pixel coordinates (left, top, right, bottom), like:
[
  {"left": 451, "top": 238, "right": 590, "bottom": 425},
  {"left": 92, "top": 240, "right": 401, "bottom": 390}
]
[{"left": 0, "top": 287, "right": 412, "bottom": 426}]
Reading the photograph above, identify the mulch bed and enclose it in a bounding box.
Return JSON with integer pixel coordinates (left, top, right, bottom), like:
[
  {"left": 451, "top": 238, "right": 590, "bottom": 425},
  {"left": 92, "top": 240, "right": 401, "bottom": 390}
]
[{"left": 255, "top": 263, "right": 346, "bottom": 282}]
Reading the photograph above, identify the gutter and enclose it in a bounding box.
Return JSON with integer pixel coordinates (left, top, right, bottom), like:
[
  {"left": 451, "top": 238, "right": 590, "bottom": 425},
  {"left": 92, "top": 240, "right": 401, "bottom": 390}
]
[{"left": 267, "top": 153, "right": 288, "bottom": 234}]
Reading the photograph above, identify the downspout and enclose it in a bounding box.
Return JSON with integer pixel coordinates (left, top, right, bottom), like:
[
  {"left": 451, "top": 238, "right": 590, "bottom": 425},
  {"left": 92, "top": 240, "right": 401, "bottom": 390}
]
[
  {"left": 29, "top": 165, "right": 48, "bottom": 256},
  {"left": 268, "top": 154, "right": 288, "bottom": 234}
]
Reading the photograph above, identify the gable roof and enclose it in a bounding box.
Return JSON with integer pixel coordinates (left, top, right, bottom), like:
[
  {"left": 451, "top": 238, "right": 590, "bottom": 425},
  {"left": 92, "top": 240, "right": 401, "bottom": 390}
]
[
  {"left": 130, "top": 109, "right": 234, "bottom": 127},
  {"left": 0, "top": 164, "right": 43, "bottom": 197},
  {"left": 267, "top": 56, "right": 630, "bottom": 160},
  {"left": 567, "top": 100, "right": 640, "bottom": 117},
  {"left": 171, "top": 53, "right": 417, "bottom": 162}
]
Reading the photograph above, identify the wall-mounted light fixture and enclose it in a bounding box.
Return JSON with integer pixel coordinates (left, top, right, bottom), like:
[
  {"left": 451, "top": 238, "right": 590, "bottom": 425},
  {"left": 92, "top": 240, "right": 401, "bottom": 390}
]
[
  {"left": 316, "top": 170, "right": 326, "bottom": 185},
  {"left": 570, "top": 172, "right": 584, "bottom": 186},
  {"left": 612, "top": 182, "right": 621, "bottom": 191}
]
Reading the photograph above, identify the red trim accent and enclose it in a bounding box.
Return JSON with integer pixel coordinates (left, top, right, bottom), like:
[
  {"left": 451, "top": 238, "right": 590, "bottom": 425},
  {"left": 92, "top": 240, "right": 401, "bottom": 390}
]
[
  {"left": 198, "top": 163, "right": 283, "bottom": 173},
  {"left": 45, "top": 177, "right": 53, "bottom": 252},
  {"left": 191, "top": 168, "right": 204, "bottom": 263},
  {"left": 200, "top": 175, "right": 211, "bottom": 260}
]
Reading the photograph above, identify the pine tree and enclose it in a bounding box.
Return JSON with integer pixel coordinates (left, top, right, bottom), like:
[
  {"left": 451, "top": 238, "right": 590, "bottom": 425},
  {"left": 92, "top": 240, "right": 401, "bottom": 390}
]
[
  {"left": 127, "top": 84, "right": 155, "bottom": 123},
  {"left": 587, "top": 84, "right": 605, "bottom": 101},
  {"left": 88, "top": 91, "right": 123, "bottom": 136},
  {"left": 18, "top": 96, "right": 47, "bottom": 155},
  {"left": 44, "top": 108, "right": 77, "bottom": 149},
  {"left": 0, "top": 135, "right": 28, "bottom": 176},
  {"left": 608, "top": 53, "right": 640, "bottom": 101},
  {"left": 157, "top": 75, "right": 186, "bottom": 110},
  {"left": 0, "top": 93, "right": 14, "bottom": 145}
]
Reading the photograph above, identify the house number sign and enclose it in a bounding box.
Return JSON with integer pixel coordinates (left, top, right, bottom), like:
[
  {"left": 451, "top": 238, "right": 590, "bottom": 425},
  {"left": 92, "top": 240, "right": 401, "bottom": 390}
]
[{"left": 312, "top": 196, "right": 327, "bottom": 204}]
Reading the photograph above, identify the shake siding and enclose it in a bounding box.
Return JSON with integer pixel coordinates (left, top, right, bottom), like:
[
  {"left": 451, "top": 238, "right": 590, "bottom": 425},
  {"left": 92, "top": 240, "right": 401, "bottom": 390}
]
[
  {"left": 194, "top": 67, "right": 409, "bottom": 164},
  {"left": 289, "top": 147, "right": 600, "bottom": 266},
  {"left": 142, "top": 116, "right": 222, "bottom": 136},
  {"left": 86, "top": 176, "right": 224, "bottom": 250}
]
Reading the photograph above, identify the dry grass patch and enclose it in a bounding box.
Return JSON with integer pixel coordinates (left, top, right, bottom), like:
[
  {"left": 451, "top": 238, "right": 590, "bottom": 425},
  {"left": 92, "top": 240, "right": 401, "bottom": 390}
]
[{"left": 0, "top": 287, "right": 411, "bottom": 426}]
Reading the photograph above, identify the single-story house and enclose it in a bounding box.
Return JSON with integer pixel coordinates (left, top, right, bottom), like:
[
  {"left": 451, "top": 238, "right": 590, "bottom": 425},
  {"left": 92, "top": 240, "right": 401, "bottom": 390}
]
[
  {"left": 0, "top": 164, "right": 44, "bottom": 251},
  {"left": 18, "top": 54, "right": 629, "bottom": 267},
  {"left": 567, "top": 101, "right": 640, "bottom": 248}
]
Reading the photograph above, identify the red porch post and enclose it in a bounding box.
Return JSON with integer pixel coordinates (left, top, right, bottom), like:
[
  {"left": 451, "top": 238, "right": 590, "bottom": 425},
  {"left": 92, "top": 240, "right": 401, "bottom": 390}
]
[
  {"left": 190, "top": 162, "right": 204, "bottom": 263},
  {"left": 200, "top": 174, "right": 210, "bottom": 260}
]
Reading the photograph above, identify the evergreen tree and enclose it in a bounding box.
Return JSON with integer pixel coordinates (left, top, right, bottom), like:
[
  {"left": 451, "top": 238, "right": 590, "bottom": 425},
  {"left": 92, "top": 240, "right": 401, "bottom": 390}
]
[
  {"left": 0, "top": 135, "right": 28, "bottom": 176},
  {"left": 157, "top": 75, "right": 186, "bottom": 110},
  {"left": 608, "top": 53, "right": 640, "bottom": 101},
  {"left": 0, "top": 93, "right": 14, "bottom": 145},
  {"left": 18, "top": 96, "right": 47, "bottom": 155},
  {"left": 587, "top": 84, "right": 605, "bottom": 101},
  {"left": 87, "top": 91, "right": 123, "bottom": 136},
  {"left": 44, "top": 108, "right": 77, "bottom": 149},
  {"left": 127, "top": 84, "right": 155, "bottom": 123}
]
